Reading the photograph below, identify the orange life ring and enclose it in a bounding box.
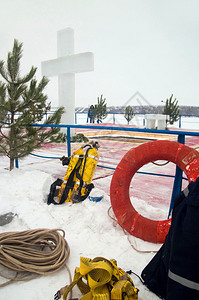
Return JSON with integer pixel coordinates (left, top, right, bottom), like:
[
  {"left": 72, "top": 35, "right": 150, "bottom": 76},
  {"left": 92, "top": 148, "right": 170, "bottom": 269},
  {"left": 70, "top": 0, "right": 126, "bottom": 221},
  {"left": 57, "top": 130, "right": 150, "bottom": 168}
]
[{"left": 110, "top": 140, "right": 199, "bottom": 243}]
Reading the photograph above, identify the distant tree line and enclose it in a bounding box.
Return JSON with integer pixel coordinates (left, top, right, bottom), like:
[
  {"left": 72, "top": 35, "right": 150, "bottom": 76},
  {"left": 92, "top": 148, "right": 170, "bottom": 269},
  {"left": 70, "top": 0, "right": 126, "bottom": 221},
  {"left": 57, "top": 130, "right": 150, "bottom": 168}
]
[{"left": 77, "top": 105, "right": 199, "bottom": 116}]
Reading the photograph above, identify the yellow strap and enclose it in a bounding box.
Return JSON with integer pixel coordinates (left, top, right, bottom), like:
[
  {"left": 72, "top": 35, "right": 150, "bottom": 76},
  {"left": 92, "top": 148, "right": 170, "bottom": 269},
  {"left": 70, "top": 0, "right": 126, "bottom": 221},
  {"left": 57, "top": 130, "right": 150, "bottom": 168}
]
[
  {"left": 62, "top": 269, "right": 84, "bottom": 300},
  {"left": 63, "top": 257, "right": 138, "bottom": 300},
  {"left": 63, "top": 257, "right": 112, "bottom": 300},
  {"left": 80, "top": 257, "right": 113, "bottom": 300}
]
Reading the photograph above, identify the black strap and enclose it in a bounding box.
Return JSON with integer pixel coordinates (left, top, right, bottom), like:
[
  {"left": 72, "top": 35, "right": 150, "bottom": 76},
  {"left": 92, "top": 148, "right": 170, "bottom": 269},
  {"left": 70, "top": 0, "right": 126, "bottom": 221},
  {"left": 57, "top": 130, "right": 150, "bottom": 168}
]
[
  {"left": 47, "top": 178, "right": 63, "bottom": 205},
  {"left": 73, "top": 146, "right": 93, "bottom": 203},
  {"left": 59, "top": 156, "right": 84, "bottom": 204}
]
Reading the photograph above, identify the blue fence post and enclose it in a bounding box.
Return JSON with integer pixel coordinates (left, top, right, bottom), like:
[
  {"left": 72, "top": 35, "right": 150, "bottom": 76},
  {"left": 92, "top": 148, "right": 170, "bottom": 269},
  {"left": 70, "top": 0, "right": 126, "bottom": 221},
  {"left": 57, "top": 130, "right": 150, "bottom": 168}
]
[
  {"left": 8, "top": 113, "right": 11, "bottom": 125},
  {"left": 168, "top": 134, "right": 185, "bottom": 217},
  {"left": 67, "top": 127, "right": 71, "bottom": 157},
  {"left": 143, "top": 116, "right": 145, "bottom": 127},
  {"left": 179, "top": 115, "right": 181, "bottom": 128},
  {"left": 113, "top": 113, "right": 115, "bottom": 124},
  {"left": 15, "top": 158, "right": 19, "bottom": 168}
]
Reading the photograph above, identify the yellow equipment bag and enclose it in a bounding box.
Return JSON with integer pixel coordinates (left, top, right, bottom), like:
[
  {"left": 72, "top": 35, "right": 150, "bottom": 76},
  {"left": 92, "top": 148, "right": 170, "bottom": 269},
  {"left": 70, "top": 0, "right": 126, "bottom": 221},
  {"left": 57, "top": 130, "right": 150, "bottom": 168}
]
[
  {"left": 47, "top": 142, "right": 99, "bottom": 205},
  {"left": 54, "top": 257, "right": 138, "bottom": 300}
]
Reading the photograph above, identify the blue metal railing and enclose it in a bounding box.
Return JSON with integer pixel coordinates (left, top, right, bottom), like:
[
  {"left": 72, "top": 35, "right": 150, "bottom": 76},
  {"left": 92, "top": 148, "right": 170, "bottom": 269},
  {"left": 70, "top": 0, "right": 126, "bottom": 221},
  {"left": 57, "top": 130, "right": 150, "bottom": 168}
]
[
  {"left": 7, "top": 111, "right": 199, "bottom": 129},
  {"left": 75, "top": 112, "right": 199, "bottom": 128},
  {"left": 16, "top": 123, "right": 199, "bottom": 217},
  {"left": 29, "top": 123, "right": 199, "bottom": 156}
]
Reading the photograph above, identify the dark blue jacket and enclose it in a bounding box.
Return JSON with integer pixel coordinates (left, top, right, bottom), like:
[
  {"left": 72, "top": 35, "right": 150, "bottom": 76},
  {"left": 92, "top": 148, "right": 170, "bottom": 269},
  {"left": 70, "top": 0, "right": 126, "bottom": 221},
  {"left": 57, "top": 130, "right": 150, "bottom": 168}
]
[{"left": 141, "top": 177, "right": 199, "bottom": 300}]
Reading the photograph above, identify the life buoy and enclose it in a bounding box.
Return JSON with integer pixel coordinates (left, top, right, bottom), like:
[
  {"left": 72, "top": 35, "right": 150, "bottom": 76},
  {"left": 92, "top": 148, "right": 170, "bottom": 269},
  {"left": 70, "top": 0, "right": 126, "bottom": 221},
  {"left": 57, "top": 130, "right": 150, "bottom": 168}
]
[{"left": 110, "top": 140, "right": 199, "bottom": 243}]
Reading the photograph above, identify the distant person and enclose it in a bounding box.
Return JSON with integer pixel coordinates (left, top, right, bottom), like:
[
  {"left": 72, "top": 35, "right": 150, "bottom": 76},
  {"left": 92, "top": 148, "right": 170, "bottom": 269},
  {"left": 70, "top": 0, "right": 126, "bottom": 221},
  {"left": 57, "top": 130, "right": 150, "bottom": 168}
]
[{"left": 88, "top": 105, "right": 95, "bottom": 123}]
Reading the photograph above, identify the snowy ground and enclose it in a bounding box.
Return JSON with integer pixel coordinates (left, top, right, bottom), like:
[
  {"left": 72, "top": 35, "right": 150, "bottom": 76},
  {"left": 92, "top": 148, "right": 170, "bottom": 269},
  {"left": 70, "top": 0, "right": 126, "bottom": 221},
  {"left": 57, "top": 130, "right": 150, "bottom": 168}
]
[{"left": 0, "top": 134, "right": 198, "bottom": 299}]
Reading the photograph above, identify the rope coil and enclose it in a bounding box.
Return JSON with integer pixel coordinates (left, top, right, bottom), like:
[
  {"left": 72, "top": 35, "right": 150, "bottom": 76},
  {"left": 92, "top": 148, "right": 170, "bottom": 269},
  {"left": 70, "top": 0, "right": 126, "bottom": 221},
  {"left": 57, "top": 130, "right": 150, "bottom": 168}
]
[{"left": 0, "top": 228, "right": 71, "bottom": 288}]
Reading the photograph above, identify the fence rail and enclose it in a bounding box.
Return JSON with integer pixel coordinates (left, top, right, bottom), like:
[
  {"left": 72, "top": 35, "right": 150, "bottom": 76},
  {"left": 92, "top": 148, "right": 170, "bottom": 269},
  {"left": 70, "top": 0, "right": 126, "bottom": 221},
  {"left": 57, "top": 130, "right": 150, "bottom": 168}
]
[
  {"left": 75, "top": 112, "right": 199, "bottom": 129},
  {"left": 6, "top": 111, "right": 199, "bottom": 129},
  {"left": 24, "top": 124, "right": 199, "bottom": 217}
]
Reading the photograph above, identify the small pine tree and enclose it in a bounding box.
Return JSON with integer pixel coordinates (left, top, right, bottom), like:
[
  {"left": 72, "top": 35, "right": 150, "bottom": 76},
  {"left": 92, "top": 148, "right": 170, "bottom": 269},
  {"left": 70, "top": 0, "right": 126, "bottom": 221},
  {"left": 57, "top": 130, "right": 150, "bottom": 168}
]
[
  {"left": 0, "top": 39, "right": 64, "bottom": 170},
  {"left": 124, "top": 105, "right": 134, "bottom": 124},
  {"left": 94, "top": 94, "right": 107, "bottom": 123},
  {"left": 162, "top": 94, "right": 180, "bottom": 125}
]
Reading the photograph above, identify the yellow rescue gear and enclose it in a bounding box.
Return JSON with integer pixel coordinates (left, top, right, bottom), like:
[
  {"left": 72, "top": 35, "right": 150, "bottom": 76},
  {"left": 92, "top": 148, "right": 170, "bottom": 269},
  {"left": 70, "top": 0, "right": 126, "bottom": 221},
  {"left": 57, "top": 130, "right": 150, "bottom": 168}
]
[
  {"left": 48, "top": 142, "right": 99, "bottom": 205},
  {"left": 55, "top": 257, "right": 138, "bottom": 300}
]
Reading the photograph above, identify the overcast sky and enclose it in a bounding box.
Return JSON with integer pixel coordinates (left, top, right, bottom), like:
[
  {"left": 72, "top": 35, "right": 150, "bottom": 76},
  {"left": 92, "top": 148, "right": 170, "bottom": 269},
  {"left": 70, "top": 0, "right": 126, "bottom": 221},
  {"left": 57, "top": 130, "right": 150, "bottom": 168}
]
[{"left": 0, "top": 0, "right": 199, "bottom": 108}]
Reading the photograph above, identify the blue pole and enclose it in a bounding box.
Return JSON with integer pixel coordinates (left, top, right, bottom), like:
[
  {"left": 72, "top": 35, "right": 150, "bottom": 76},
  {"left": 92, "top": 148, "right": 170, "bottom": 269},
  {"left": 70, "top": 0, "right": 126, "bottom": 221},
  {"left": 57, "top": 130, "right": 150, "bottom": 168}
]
[
  {"left": 15, "top": 158, "right": 19, "bottom": 168},
  {"left": 67, "top": 127, "right": 71, "bottom": 157},
  {"left": 113, "top": 113, "right": 115, "bottom": 124},
  {"left": 179, "top": 115, "right": 181, "bottom": 128},
  {"left": 168, "top": 134, "right": 185, "bottom": 217}
]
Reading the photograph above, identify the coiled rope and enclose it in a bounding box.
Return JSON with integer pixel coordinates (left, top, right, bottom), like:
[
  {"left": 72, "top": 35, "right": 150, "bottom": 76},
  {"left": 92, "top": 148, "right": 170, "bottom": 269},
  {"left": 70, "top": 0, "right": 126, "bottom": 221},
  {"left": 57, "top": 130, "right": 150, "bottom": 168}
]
[{"left": 0, "top": 228, "right": 71, "bottom": 288}]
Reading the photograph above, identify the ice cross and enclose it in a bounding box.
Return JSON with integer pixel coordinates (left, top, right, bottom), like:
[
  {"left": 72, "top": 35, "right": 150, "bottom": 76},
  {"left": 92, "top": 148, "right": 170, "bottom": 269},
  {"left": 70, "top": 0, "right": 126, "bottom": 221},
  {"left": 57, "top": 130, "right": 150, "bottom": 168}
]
[{"left": 41, "top": 28, "right": 94, "bottom": 128}]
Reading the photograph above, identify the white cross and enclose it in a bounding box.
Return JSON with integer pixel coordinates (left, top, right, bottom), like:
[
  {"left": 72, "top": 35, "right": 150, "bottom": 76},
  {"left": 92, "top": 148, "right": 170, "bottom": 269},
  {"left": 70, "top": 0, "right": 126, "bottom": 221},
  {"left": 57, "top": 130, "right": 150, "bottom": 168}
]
[{"left": 41, "top": 28, "right": 94, "bottom": 130}]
